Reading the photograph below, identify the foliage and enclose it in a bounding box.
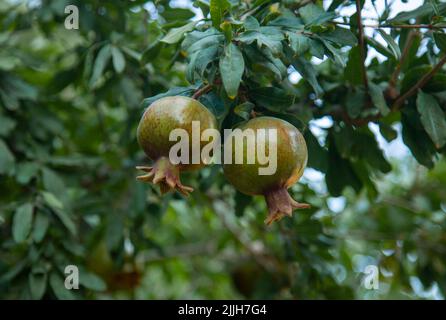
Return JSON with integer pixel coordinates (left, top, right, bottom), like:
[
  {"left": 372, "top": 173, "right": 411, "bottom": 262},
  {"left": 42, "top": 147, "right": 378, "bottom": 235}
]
[{"left": 1, "top": 0, "right": 446, "bottom": 299}]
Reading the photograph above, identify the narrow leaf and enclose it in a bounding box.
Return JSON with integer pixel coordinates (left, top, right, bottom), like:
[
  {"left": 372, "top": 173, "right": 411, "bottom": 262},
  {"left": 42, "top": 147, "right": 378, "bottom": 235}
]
[
  {"left": 89, "top": 44, "right": 112, "bottom": 87},
  {"left": 434, "top": 33, "right": 446, "bottom": 52},
  {"left": 210, "top": 0, "right": 230, "bottom": 29},
  {"left": 369, "top": 83, "right": 390, "bottom": 116},
  {"left": 12, "top": 203, "right": 34, "bottom": 243},
  {"left": 111, "top": 46, "right": 126, "bottom": 73},
  {"left": 416, "top": 91, "right": 446, "bottom": 148},
  {"left": 49, "top": 273, "right": 75, "bottom": 300},
  {"left": 161, "top": 21, "right": 197, "bottom": 44},
  {"left": 377, "top": 30, "right": 401, "bottom": 59},
  {"left": 287, "top": 32, "right": 309, "bottom": 55},
  {"left": 292, "top": 57, "right": 323, "bottom": 96},
  {"left": 29, "top": 271, "right": 47, "bottom": 300},
  {"left": 219, "top": 43, "right": 244, "bottom": 99},
  {"left": 0, "top": 139, "right": 15, "bottom": 175}
]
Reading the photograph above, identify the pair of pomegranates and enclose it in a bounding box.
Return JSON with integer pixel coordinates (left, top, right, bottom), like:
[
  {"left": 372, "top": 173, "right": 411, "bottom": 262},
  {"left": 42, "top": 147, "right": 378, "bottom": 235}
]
[{"left": 136, "top": 95, "right": 309, "bottom": 225}]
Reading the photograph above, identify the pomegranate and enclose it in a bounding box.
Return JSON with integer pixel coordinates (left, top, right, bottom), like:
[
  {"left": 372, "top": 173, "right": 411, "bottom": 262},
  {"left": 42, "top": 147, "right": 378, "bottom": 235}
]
[
  {"left": 223, "top": 117, "right": 309, "bottom": 225},
  {"left": 136, "top": 96, "right": 217, "bottom": 195}
]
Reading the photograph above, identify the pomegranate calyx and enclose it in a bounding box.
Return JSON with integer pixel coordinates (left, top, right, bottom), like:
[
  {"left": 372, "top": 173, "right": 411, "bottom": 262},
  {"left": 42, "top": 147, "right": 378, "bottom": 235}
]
[
  {"left": 264, "top": 188, "right": 310, "bottom": 225},
  {"left": 136, "top": 157, "right": 193, "bottom": 196}
]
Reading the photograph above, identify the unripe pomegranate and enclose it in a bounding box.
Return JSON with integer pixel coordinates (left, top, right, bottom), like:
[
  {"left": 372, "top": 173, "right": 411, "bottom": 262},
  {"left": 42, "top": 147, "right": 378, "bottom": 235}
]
[
  {"left": 223, "top": 117, "right": 309, "bottom": 225},
  {"left": 136, "top": 96, "right": 217, "bottom": 195}
]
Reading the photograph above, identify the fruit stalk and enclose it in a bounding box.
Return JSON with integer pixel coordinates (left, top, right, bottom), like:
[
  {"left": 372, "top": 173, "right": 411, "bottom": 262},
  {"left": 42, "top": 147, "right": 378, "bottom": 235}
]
[{"left": 264, "top": 188, "right": 310, "bottom": 225}]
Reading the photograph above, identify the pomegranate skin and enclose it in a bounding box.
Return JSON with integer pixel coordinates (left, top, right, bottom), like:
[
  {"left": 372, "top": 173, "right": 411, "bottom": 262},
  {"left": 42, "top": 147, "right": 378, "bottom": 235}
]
[
  {"left": 136, "top": 96, "right": 217, "bottom": 195},
  {"left": 223, "top": 116, "right": 309, "bottom": 225},
  {"left": 137, "top": 96, "right": 217, "bottom": 171}
]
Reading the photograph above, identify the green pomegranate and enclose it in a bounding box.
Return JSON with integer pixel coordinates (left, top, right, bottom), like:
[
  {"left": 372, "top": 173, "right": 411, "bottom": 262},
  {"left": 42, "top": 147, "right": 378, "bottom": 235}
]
[
  {"left": 223, "top": 117, "right": 309, "bottom": 225},
  {"left": 136, "top": 96, "right": 217, "bottom": 195}
]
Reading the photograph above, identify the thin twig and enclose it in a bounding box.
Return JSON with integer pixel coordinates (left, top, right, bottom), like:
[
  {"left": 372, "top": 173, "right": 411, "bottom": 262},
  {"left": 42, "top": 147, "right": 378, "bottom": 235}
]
[
  {"left": 386, "top": 31, "right": 418, "bottom": 99},
  {"left": 355, "top": 0, "right": 368, "bottom": 92},
  {"left": 333, "top": 21, "right": 446, "bottom": 29},
  {"left": 392, "top": 54, "right": 446, "bottom": 110},
  {"left": 192, "top": 83, "right": 212, "bottom": 99},
  {"left": 388, "top": 31, "right": 416, "bottom": 88}
]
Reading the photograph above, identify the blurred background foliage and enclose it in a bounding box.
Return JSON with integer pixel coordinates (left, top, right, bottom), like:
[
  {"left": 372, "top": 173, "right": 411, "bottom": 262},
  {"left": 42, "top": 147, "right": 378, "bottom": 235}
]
[{"left": 1, "top": 0, "right": 446, "bottom": 299}]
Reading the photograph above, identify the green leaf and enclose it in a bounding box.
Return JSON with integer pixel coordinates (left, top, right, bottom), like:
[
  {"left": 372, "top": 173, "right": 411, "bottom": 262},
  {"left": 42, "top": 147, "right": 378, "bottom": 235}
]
[
  {"left": 366, "top": 36, "right": 395, "bottom": 59},
  {"left": 234, "top": 102, "right": 255, "bottom": 120},
  {"left": 309, "top": 38, "right": 325, "bottom": 59},
  {"left": 321, "top": 27, "right": 357, "bottom": 47},
  {"left": 0, "top": 139, "right": 15, "bottom": 175},
  {"left": 401, "top": 110, "right": 436, "bottom": 168},
  {"left": 292, "top": 57, "right": 323, "bottom": 96},
  {"left": 326, "top": 135, "right": 362, "bottom": 197},
  {"left": 344, "top": 46, "right": 363, "bottom": 86},
  {"left": 198, "top": 91, "right": 226, "bottom": 120},
  {"left": 401, "top": 65, "right": 446, "bottom": 93},
  {"left": 32, "top": 211, "right": 50, "bottom": 243},
  {"left": 377, "top": 30, "right": 401, "bottom": 59},
  {"left": 187, "top": 45, "right": 219, "bottom": 83},
  {"left": 268, "top": 13, "right": 304, "bottom": 30},
  {"left": 0, "top": 259, "right": 27, "bottom": 284},
  {"left": 79, "top": 270, "right": 107, "bottom": 291},
  {"left": 244, "top": 45, "right": 287, "bottom": 80},
  {"left": 111, "top": 46, "right": 125, "bottom": 73},
  {"left": 219, "top": 43, "right": 244, "bottom": 99},
  {"left": 416, "top": 91, "right": 446, "bottom": 148},
  {"left": 12, "top": 203, "right": 34, "bottom": 243},
  {"left": 49, "top": 273, "right": 75, "bottom": 300},
  {"left": 234, "top": 191, "right": 252, "bottom": 217},
  {"left": 182, "top": 28, "right": 224, "bottom": 53},
  {"left": 250, "top": 87, "right": 295, "bottom": 111},
  {"left": 369, "top": 83, "right": 390, "bottom": 116},
  {"left": 265, "top": 112, "right": 304, "bottom": 131},
  {"left": 161, "top": 21, "right": 197, "bottom": 44},
  {"left": 29, "top": 270, "right": 47, "bottom": 300},
  {"left": 304, "top": 130, "right": 328, "bottom": 172},
  {"left": 141, "top": 86, "right": 196, "bottom": 108},
  {"left": 356, "top": 132, "right": 392, "bottom": 173},
  {"left": 379, "top": 123, "right": 398, "bottom": 142},
  {"left": 89, "top": 44, "right": 112, "bottom": 87},
  {"left": 42, "top": 167, "right": 65, "bottom": 197},
  {"left": 287, "top": 32, "right": 309, "bottom": 55},
  {"left": 0, "top": 114, "right": 16, "bottom": 136},
  {"left": 220, "top": 21, "right": 233, "bottom": 41},
  {"left": 319, "top": 38, "right": 345, "bottom": 67},
  {"left": 434, "top": 33, "right": 446, "bottom": 52},
  {"left": 42, "top": 191, "right": 63, "bottom": 210},
  {"left": 141, "top": 40, "right": 163, "bottom": 64},
  {"left": 210, "top": 0, "right": 230, "bottom": 29},
  {"left": 346, "top": 90, "right": 365, "bottom": 118},
  {"left": 161, "top": 8, "right": 195, "bottom": 22},
  {"left": 389, "top": 3, "right": 446, "bottom": 22},
  {"left": 299, "top": 4, "right": 335, "bottom": 26},
  {"left": 244, "top": 16, "right": 260, "bottom": 30},
  {"left": 16, "top": 162, "right": 39, "bottom": 185},
  {"left": 236, "top": 26, "right": 284, "bottom": 54},
  {"left": 42, "top": 191, "right": 76, "bottom": 235}
]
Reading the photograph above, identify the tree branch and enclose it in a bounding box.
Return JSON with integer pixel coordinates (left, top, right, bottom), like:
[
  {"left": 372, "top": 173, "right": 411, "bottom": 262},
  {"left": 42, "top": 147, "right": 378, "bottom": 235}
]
[
  {"left": 333, "top": 21, "right": 446, "bottom": 29},
  {"left": 386, "top": 31, "right": 418, "bottom": 99},
  {"left": 392, "top": 54, "right": 446, "bottom": 110},
  {"left": 192, "top": 83, "right": 213, "bottom": 99},
  {"left": 389, "top": 31, "right": 416, "bottom": 88},
  {"left": 355, "top": 0, "right": 368, "bottom": 92}
]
